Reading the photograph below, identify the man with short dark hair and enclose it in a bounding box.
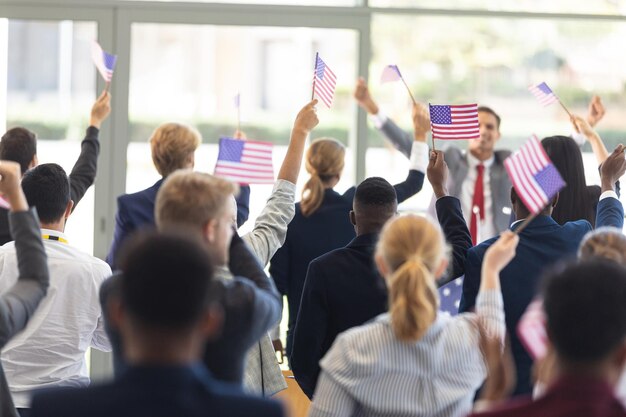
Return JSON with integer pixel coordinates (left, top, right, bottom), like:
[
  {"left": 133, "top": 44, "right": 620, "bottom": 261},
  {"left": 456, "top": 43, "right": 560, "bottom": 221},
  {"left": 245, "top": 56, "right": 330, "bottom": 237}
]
[
  {"left": 469, "top": 259, "right": 626, "bottom": 417},
  {"left": 30, "top": 231, "right": 284, "bottom": 417},
  {"left": 290, "top": 176, "right": 421, "bottom": 399},
  {"left": 0, "top": 163, "right": 111, "bottom": 414},
  {"left": 460, "top": 144, "right": 626, "bottom": 396},
  {"left": 0, "top": 90, "right": 111, "bottom": 245}
]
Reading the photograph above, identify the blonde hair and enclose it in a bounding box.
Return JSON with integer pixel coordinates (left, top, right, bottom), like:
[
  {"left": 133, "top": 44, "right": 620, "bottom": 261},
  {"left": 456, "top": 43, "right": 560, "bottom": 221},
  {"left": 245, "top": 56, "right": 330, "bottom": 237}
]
[
  {"left": 300, "top": 138, "right": 345, "bottom": 217},
  {"left": 150, "top": 123, "right": 201, "bottom": 177},
  {"left": 376, "top": 214, "right": 445, "bottom": 342},
  {"left": 155, "top": 170, "right": 239, "bottom": 231},
  {"left": 578, "top": 227, "right": 626, "bottom": 267}
]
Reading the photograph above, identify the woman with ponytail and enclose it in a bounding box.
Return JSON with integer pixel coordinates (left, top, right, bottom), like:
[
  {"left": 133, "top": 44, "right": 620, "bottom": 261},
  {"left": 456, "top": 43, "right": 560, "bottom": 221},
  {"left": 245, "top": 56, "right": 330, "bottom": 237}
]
[
  {"left": 271, "top": 103, "right": 431, "bottom": 358},
  {"left": 308, "top": 215, "right": 517, "bottom": 417}
]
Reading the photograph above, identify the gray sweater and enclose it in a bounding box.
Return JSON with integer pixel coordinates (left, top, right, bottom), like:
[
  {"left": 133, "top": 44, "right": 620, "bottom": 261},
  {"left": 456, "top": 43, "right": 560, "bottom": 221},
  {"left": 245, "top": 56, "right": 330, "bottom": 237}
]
[{"left": 0, "top": 209, "right": 49, "bottom": 417}]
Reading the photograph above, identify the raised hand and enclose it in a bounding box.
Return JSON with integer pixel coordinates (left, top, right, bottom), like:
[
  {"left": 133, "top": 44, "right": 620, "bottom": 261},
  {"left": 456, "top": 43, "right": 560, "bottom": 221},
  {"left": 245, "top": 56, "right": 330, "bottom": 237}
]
[
  {"left": 353, "top": 77, "right": 379, "bottom": 115},
  {"left": 293, "top": 99, "right": 319, "bottom": 136},
  {"left": 233, "top": 130, "right": 247, "bottom": 140},
  {"left": 90, "top": 90, "right": 111, "bottom": 129},
  {"left": 570, "top": 115, "right": 595, "bottom": 138},
  {"left": 600, "top": 144, "right": 626, "bottom": 192},
  {"left": 427, "top": 150, "right": 448, "bottom": 199},
  {"left": 586, "top": 95, "right": 606, "bottom": 127},
  {"left": 0, "top": 161, "right": 27, "bottom": 212},
  {"left": 412, "top": 103, "right": 430, "bottom": 142}
]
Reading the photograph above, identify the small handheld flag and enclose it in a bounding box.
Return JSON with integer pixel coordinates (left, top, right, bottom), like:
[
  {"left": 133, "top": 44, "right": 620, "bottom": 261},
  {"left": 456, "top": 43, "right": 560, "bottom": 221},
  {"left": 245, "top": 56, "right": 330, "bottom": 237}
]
[
  {"left": 380, "top": 64, "right": 416, "bottom": 105},
  {"left": 504, "top": 135, "right": 566, "bottom": 231},
  {"left": 91, "top": 41, "right": 117, "bottom": 88},
  {"left": 528, "top": 82, "right": 572, "bottom": 118},
  {"left": 517, "top": 299, "right": 548, "bottom": 360},
  {"left": 214, "top": 137, "right": 274, "bottom": 185},
  {"left": 438, "top": 277, "right": 464, "bottom": 316},
  {"left": 312, "top": 53, "right": 337, "bottom": 108},
  {"left": 429, "top": 103, "right": 480, "bottom": 140}
]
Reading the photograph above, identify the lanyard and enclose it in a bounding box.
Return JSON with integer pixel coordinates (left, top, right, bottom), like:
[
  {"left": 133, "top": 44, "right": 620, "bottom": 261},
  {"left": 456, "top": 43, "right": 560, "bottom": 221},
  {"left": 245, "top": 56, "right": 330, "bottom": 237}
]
[{"left": 42, "top": 234, "right": 69, "bottom": 244}]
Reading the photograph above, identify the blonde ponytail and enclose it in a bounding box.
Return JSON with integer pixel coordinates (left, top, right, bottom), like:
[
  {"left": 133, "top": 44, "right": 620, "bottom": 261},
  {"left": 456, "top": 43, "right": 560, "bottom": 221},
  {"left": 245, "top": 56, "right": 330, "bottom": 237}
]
[
  {"left": 300, "top": 138, "right": 345, "bottom": 217},
  {"left": 389, "top": 258, "right": 438, "bottom": 342},
  {"left": 376, "top": 214, "right": 446, "bottom": 342}
]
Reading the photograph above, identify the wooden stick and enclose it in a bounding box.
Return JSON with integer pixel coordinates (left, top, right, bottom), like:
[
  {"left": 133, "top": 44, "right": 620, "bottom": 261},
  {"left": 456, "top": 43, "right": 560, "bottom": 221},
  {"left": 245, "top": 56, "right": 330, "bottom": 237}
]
[
  {"left": 104, "top": 81, "right": 110, "bottom": 93},
  {"left": 513, "top": 211, "right": 539, "bottom": 235},
  {"left": 558, "top": 99, "right": 572, "bottom": 119},
  {"left": 311, "top": 52, "right": 318, "bottom": 101},
  {"left": 400, "top": 76, "right": 417, "bottom": 106}
]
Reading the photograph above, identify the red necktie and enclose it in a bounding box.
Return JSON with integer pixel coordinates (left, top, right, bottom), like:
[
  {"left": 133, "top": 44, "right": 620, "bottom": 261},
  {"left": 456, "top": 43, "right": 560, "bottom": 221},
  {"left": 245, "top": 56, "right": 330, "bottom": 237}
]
[{"left": 470, "top": 164, "right": 485, "bottom": 246}]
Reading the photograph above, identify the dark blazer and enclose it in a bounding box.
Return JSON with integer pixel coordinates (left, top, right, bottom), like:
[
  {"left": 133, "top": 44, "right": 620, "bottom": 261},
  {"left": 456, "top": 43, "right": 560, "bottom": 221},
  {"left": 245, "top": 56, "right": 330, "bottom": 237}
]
[
  {"left": 459, "top": 196, "right": 624, "bottom": 396},
  {"left": 0, "top": 126, "right": 101, "bottom": 246},
  {"left": 29, "top": 364, "right": 285, "bottom": 417},
  {"left": 377, "top": 117, "right": 512, "bottom": 233},
  {"left": 269, "top": 170, "right": 425, "bottom": 357},
  {"left": 290, "top": 233, "right": 388, "bottom": 399},
  {"left": 106, "top": 181, "right": 250, "bottom": 268},
  {"left": 100, "top": 233, "right": 280, "bottom": 385},
  {"left": 435, "top": 196, "right": 473, "bottom": 285}
]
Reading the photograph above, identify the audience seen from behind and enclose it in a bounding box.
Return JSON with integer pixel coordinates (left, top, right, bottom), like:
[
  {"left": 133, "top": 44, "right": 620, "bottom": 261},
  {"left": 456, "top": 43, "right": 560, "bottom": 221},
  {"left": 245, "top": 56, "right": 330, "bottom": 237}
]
[
  {"left": 469, "top": 259, "right": 626, "bottom": 417},
  {"left": 101, "top": 170, "right": 281, "bottom": 388},
  {"left": 0, "top": 161, "right": 49, "bottom": 417},
  {"left": 0, "top": 90, "right": 111, "bottom": 245},
  {"left": 270, "top": 100, "right": 428, "bottom": 358},
  {"left": 0, "top": 164, "right": 112, "bottom": 417},
  {"left": 308, "top": 214, "right": 516, "bottom": 417},
  {"left": 460, "top": 144, "right": 626, "bottom": 396},
  {"left": 30, "top": 232, "right": 284, "bottom": 417}
]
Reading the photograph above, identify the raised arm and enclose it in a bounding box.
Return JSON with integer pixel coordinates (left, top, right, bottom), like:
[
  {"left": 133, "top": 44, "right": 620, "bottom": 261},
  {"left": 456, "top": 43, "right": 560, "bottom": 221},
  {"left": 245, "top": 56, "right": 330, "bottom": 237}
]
[
  {"left": 596, "top": 144, "right": 626, "bottom": 229},
  {"left": 69, "top": 90, "right": 110, "bottom": 207},
  {"left": 0, "top": 161, "right": 49, "bottom": 346},
  {"left": 242, "top": 100, "right": 319, "bottom": 265},
  {"left": 428, "top": 150, "right": 472, "bottom": 283},
  {"left": 571, "top": 113, "right": 609, "bottom": 166},
  {"left": 354, "top": 77, "right": 412, "bottom": 158},
  {"left": 391, "top": 102, "right": 429, "bottom": 203}
]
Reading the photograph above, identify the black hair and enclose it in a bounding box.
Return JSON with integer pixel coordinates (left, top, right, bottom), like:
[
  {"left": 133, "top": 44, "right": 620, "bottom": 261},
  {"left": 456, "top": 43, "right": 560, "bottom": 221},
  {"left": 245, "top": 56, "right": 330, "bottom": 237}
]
[
  {"left": 0, "top": 127, "right": 37, "bottom": 175},
  {"left": 118, "top": 231, "right": 215, "bottom": 331},
  {"left": 478, "top": 106, "right": 501, "bottom": 130},
  {"left": 541, "top": 136, "right": 595, "bottom": 227},
  {"left": 354, "top": 177, "right": 397, "bottom": 232},
  {"left": 543, "top": 259, "right": 626, "bottom": 363},
  {"left": 21, "top": 163, "right": 70, "bottom": 224}
]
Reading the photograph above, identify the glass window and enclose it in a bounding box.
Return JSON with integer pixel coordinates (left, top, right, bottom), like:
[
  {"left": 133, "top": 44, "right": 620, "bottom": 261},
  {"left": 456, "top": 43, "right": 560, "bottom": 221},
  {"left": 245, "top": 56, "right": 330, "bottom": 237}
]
[
  {"left": 367, "top": 14, "right": 626, "bottom": 213},
  {"left": 369, "top": 0, "right": 626, "bottom": 15},
  {"left": 127, "top": 23, "right": 358, "bottom": 234},
  {"left": 0, "top": 19, "right": 97, "bottom": 253}
]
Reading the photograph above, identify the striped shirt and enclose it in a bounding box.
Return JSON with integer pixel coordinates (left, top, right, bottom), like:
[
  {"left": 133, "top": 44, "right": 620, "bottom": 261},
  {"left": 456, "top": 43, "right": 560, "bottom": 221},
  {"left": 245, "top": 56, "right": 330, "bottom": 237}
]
[{"left": 308, "top": 290, "right": 504, "bottom": 417}]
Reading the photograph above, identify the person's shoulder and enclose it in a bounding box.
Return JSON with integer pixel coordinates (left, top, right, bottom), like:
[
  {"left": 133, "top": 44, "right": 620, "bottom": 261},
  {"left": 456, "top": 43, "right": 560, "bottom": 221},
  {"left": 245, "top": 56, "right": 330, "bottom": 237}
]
[
  {"left": 31, "top": 384, "right": 119, "bottom": 417},
  {"left": 118, "top": 180, "right": 162, "bottom": 205},
  {"left": 211, "top": 388, "right": 284, "bottom": 416},
  {"left": 468, "top": 237, "right": 497, "bottom": 258},
  {"left": 493, "top": 149, "right": 512, "bottom": 162}
]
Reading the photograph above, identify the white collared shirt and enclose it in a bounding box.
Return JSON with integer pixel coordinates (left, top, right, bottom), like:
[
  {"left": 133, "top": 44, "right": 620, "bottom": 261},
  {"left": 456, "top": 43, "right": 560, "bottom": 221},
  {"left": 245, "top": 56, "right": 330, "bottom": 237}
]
[
  {"left": 461, "top": 152, "right": 496, "bottom": 242},
  {"left": 0, "top": 229, "right": 112, "bottom": 408}
]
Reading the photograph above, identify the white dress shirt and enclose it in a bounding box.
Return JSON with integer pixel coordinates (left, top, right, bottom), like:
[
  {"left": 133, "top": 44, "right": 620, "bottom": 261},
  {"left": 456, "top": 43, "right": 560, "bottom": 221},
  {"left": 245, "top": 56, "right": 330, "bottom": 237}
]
[
  {"left": 309, "top": 290, "right": 505, "bottom": 417},
  {"left": 462, "top": 153, "right": 496, "bottom": 243},
  {"left": 0, "top": 229, "right": 112, "bottom": 408}
]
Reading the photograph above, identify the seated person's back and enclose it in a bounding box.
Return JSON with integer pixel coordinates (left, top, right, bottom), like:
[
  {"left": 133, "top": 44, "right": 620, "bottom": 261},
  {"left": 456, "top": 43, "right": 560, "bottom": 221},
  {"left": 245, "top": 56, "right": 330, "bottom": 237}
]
[{"left": 30, "top": 231, "right": 284, "bottom": 417}]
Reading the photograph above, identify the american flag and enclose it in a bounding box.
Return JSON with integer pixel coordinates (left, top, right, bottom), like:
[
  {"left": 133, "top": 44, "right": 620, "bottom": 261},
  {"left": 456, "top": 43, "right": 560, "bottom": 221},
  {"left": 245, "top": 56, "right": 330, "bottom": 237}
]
[
  {"left": 517, "top": 299, "right": 548, "bottom": 360},
  {"left": 438, "top": 277, "right": 464, "bottom": 316},
  {"left": 380, "top": 65, "right": 402, "bottom": 83},
  {"left": 429, "top": 104, "right": 480, "bottom": 140},
  {"left": 528, "top": 82, "right": 559, "bottom": 106},
  {"left": 214, "top": 137, "right": 274, "bottom": 185},
  {"left": 504, "top": 135, "right": 566, "bottom": 214},
  {"left": 91, "top": 41, "right": 117, "bottom": 82},
  {"left": 313, "top": 54, "right": 337, "bottom": 108}
]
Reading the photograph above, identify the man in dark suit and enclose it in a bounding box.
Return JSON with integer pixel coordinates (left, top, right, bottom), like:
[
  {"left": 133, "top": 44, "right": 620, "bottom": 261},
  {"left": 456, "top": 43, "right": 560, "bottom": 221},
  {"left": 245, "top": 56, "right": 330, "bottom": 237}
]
[
  {"left": 460, "top": 144, "right": 626, "bottom": 396},
  {"left": 291, "top": 151, "right": 473, "bottom": 399},
  {"left": 30, "top": 232, "right": 284, "bottom": 417},
  {"left": 469, "top": 259, "right": 626, "bottom": 417},
  {"left": 0, "top": 90, "right": 111, "bottom": 245}
]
